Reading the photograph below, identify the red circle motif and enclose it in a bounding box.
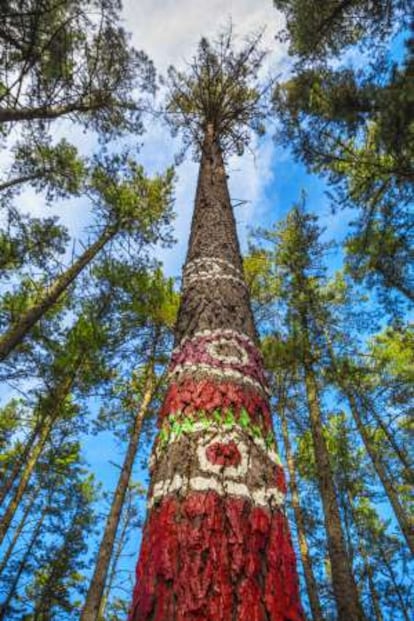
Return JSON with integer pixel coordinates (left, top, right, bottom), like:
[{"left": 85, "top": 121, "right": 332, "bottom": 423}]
[{"left": 205, "top": 440, "right": 242, "bottom": 467}]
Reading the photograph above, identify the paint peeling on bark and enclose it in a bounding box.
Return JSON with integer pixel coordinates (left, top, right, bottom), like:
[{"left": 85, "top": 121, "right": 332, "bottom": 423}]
[{"left": 130, "top": 493, "right": 303, "bottom": 621}]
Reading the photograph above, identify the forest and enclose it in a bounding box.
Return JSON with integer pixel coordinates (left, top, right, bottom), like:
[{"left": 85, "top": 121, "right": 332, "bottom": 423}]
[{"left": 0, "top": 1, "right": 412, "bottom": 620}]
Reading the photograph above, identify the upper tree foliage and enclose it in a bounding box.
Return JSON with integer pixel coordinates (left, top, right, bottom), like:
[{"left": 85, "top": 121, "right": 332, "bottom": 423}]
[
  {"left": 165, "top": 28, "right": 270, "bottom": 156},
  {"left": 273, "top": 0, "right": 411, "bottom": 60},
  {"left": 272, "top": 0, "right": 413, "bottom": 303},
  {"left": 0, "top": 0, "right": 155, "bottom": 137}
]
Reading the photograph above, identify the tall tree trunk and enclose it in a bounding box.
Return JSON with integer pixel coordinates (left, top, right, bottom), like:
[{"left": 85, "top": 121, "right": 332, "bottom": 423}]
[
  {"left": 0, "top": 370, "right": 77, "bottom": 546},
  {"left": 346, "top": 494, "right": 383, "bottom": 621},
  {"left": 279, "top": 394, "right": 325, "bottom": 621},
  {"left": 0, "top": 225, "right": 116, "bottom": 361},
  {"left": 378, "top": 545, "right": 411, "bottom": 621},
  {"left": 323, "top": 337, "right": 413, "bottom": 552},
  {"left": 98, "top": 490, "right": 135, "bottom": 620},
  {"left": 81, "top": 368, "right": 156, "bottom": 621},
  {"left": 129, "top": 127, "right": 304, "bottom": 620},
  {"left": 0, "top": 500, "right": 47, "bottom": 620},
  {"left": 0, "top": 484, "right": 39, "bottom": 577},
  {"left": 345, "top": 389, "right": 413, "bottom": 554},
  {"left": 302, "top": 340, "right": 365, "bottom": 621},
  {"left": 359, "top": 392, "right": 412, "bottom": 474},
  {"left": 0, "top": 420, "right": 44, "bottom": 508}
]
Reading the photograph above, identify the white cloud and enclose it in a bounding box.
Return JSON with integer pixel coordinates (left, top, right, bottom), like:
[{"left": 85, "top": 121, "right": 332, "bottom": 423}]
[{"left": 123, "top": 0, "right": 286, "bottom": 72}]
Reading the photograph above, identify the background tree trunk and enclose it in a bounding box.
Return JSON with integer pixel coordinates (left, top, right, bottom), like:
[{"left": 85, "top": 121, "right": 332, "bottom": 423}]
[
  {"left": 280, "top": 397, "right": 325, "bottom": 621},
  {"left": 302, "top": 342, "right": 365, "bottom": 621},
  {"left": 0, "top": 225, "right": 116, "bottom": 361},
  {"left": 81, "top": 368, "right": 156, "bottom": 621}
]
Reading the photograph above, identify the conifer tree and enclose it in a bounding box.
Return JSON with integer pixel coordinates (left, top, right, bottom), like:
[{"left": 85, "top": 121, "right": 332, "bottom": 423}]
[{"left": 129, "top": 31, "right": 303, "bottom": 621}]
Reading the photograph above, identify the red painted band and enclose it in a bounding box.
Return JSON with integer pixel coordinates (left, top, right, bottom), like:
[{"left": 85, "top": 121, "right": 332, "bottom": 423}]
[{"left": 129, "top": 491, "right": 303, "bottom": 621}]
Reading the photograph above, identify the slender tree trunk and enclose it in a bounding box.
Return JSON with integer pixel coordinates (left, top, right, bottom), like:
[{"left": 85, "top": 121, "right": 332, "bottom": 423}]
[
  {"left": 0, "top": 485, "right": 39, "bottom": 577},
  {"left": 346, "top": 494, "right": 383, "bottom": 621},
  {"left": 0, "top": 422, "right": 43, "bottom": 508},
  {"left": 302, "top": 343, "right": 365, "bottom": 621},
  {"left": 323, "top": 337, "right": 413, "bottom": 552},
  {"left": 0, "top": 172, "right": 42, "bottom": 192},
  {"left": 129, "top": 127, "right": 304, "bottom": 620},
  {"left": 98, "top": 491, "right": 134, "bottom": 620},
  {"left": 0, "top": 372, "right": 76, "bottom": 545},
  {"left": 81, "top": 370, "right": 156, "bottom": 621},
  {"left": 0, "top": 225, "right": 116, "bottom": 361},
  {"left": 0, "top": 501, "right": 47, "bottom": 620},
  {"left": 0, "top": 99, "right": 109, "bottom": 124},
  {"left": 365, "top": 560, "right": 383, "bottom": 621},
  {"left": 345, "top": 390, "right": 413, "bottom": 553},
  {"left": 279, "top": 396, "right": 325, "bottom": 621},
  {"left": 379, "top": 545, "right": 411, "bottom": 621},
  {"left": 359, "top": 392, "right": 412, "bottom": 473}
]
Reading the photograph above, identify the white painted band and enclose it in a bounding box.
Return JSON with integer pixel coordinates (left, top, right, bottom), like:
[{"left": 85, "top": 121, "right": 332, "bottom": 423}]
[
  {"left": 148, "top": 474, "right": 285, "bottom": 510},
  {"left": 173, "top": 329, "right": 260, "bottom": 355},
  {"left": 183, "top": 273, "right": 247, "bottom": 289},
  {"left": 184, "top": 257, "right": 243, "bottom": 276},
  {"left": 168, "top": 362, "right": 269, "bottom": 394}
]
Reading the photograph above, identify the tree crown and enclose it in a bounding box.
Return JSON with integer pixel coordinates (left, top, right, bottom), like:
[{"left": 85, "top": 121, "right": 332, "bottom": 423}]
[{"left": 165, "top": 29, "right": 270, "bottom": 157}]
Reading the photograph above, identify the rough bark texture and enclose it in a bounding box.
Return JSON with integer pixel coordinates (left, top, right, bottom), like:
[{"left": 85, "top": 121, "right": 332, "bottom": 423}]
[
  {"left": 302, "top": 351, "right": 365, "bottom": 621},
  {"left": 129, "top": 129, "right": 304, "bottom": 621}
]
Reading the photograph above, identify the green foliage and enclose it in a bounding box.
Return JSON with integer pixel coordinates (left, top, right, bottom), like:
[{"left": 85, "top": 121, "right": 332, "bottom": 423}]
[
  {"left": 165, "top": 28, "right": 270, "bottom": 156},
  {"left": 0, "top": 0, "right": 156, "bottom": 137},
  {"left": 273, "top": 1, "right": 413, "bottom": 302},
  {"left": 273, "top": 0, "right": 410, "bottom": 60}
]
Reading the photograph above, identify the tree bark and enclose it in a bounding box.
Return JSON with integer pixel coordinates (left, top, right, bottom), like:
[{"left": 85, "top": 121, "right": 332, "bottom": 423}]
[
  {"left": 81, "top": 369, "right": 155, "bottom": 621},
  {"left": 279, "top": 397, "right": 325, "bottom": 621},
  {"left": 128, "top": 127, "right": 304, "bottom": 620},
  {"left": 0, "top": 225, "right": 116, "bottom": 361},
  {"left": 0, "top": 422, "right": 42, "bottom": 508},
  {"left": 378, "top": 545, "right": 411, "bottom": 621},
  {"left": 302, "top": 343, "right": 365, "bottom": 621},
  {"left": 0, "top": 172, "right": 42, "bottom": 192},
  {"left": 345, "top": 389, "right": 413, "bottom": 554},
  {"left": 358, "top": 391, "right": 412, "bottom": 474},
  {"left": 0, "top": 99, "right": 105, "bottom": 124}
]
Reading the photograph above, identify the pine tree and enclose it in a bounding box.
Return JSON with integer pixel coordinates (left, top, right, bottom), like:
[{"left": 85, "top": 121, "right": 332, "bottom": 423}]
[{"left": 129, "top": 31, "right": 303, "bottom": 621}]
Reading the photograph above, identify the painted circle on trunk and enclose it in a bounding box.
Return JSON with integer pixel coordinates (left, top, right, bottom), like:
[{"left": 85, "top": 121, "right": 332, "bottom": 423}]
[
  {"left": 206, "top": 338, "right": 249, "bottom": 365},
  {"left": 206, "top": 440, "right": 242, "bottom": 467}
]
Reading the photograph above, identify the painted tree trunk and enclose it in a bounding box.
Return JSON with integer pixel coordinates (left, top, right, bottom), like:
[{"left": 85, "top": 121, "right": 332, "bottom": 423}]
[
  {"left": 129, "top": 130, "right": 304, "bottom": 621},
  {"left": 279, "top": 399, "right": 325, "bottom": 621}
]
